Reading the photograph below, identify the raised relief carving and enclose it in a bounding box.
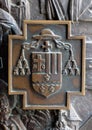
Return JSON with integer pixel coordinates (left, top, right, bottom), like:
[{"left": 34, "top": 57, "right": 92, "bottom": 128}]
[
  {"left": 14, "top": 107, "right": 52, "bottom": 130},
  {"left": 55, "top": 105, "right": 82, "bottom": 130},
  {"left": 0, "top": 81, "right": 83, "bottom": 130},
  {"left": 9, "top": 21, "right": 85, "bottom": 109},
  {"left": 0, "top": 0, "right": 10, "bottom": 12},
  {"left": 14, "top": 45, "right": 30, "bottom": 76},
  {"left": 40, "top": 0, "right": 66, "bottom": 20},
  {"left": 0, "top": 94, "right": 26, "bottom": 130},
  {"left": 0, "top": 4, "right": 21, "bottom": 35},
  {"left": 0, "top": 1, "right": 90, "bottom": 129},
  {"left": 11, "top": 0, "right": 30, "bottom": 28},
  {"left": 69, "top": 0, "right": 92, "bottom": 21},
  {"left": 0, "top": 0, "right": 30, "bottom": 29},
  {"left": 0, "top": 0, "right": 22, "bottom": 82},
  {"left": 40, "top": 0, "right": 92, "bottom": 21},
  {"left": 11, "top": 102, "right": 81, "bottom": 130}
]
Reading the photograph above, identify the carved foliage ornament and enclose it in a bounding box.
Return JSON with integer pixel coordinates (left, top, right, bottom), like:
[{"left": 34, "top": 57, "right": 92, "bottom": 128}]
[{"left": 8, "top": 20, "right": 85, "bottom": 109}]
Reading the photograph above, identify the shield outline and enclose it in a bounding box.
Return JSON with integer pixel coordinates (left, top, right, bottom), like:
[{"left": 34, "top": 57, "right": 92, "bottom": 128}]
[{"left": 32, "top": 52, "right": 62, "bottom": 98}]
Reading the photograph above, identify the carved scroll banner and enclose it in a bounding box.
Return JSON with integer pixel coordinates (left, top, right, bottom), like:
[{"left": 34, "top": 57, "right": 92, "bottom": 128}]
[{"left": 8, "top": 20, "right": 85, "bottom": 110}]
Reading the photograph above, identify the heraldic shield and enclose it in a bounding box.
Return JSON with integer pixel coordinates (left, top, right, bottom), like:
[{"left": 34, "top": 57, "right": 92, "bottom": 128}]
[{"left": 32, "top": 52, "right": 62, "bottom": 97}]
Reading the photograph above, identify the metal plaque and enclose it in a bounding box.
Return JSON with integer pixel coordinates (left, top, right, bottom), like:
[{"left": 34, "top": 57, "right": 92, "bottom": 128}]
[{"left": 8, "top": 20, "right": 85, "bottom": 110}]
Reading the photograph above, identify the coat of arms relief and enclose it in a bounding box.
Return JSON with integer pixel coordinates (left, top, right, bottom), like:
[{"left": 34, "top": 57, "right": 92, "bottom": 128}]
[
  {"left": 13, "top": 28, "right": 80, "bottom": 98},
  {"left": 8, "top": 21, "right": 85, "bottom": 109}
]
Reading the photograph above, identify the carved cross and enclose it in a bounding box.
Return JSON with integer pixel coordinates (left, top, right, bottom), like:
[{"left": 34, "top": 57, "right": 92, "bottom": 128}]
[
  {"left": 33, "top": 54, "right": 45, "bottom": 72},
  {"left": 42, "top": 41, "right": 52, "bottom": 51}
]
